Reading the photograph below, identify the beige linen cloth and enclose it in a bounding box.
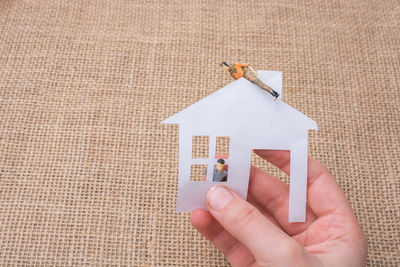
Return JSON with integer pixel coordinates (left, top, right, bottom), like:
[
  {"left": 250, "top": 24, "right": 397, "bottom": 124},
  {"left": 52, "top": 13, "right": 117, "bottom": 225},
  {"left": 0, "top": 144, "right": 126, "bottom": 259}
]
[{"left": 0, "top": 1, "right": 399, "bottom": 266}]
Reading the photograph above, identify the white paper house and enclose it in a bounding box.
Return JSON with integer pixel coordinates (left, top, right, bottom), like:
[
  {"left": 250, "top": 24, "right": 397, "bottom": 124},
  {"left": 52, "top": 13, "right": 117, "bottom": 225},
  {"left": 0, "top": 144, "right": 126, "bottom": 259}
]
[{"left": 162, "top": 71, "right": 317, "bottom": 222}]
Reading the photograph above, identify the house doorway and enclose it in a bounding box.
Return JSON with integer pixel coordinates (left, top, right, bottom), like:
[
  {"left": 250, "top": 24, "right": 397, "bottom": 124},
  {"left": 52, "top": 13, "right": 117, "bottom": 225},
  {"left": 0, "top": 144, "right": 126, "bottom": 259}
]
[{"left": 251, "top": 150, "right": 290, "bottom": 184}]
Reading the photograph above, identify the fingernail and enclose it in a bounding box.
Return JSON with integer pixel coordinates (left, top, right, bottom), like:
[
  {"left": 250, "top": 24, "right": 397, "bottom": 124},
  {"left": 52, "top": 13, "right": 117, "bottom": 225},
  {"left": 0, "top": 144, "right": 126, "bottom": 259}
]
[{"left": 207, "top": 186, "right": 234, "bottom": 211}]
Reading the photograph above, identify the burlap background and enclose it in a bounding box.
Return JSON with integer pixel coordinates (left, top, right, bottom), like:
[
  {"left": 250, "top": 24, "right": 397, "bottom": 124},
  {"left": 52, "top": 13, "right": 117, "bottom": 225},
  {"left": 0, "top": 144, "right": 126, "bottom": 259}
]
[{"left": 0, "top": 0, "right": 399, "bottom": 266}]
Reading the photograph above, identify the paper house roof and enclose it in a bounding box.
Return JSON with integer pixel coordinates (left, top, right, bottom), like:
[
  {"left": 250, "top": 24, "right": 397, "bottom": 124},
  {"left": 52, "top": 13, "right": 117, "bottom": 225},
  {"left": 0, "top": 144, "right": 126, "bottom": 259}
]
[{"left": 162, "top": 71, "right": 317, "bottom": 140}]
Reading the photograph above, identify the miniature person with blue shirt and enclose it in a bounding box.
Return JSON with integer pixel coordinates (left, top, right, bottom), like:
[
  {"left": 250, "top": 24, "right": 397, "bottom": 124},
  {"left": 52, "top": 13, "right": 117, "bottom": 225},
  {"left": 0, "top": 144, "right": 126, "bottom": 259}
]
[{"left": 213, "top": 158, "right": 227, "bottom": 182}]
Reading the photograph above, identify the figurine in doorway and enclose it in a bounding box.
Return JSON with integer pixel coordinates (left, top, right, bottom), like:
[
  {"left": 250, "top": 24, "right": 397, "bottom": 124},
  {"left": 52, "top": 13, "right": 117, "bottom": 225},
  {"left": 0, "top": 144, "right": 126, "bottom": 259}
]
[{"left": 220, "top": 62, "right": 280, "bottom": 100}]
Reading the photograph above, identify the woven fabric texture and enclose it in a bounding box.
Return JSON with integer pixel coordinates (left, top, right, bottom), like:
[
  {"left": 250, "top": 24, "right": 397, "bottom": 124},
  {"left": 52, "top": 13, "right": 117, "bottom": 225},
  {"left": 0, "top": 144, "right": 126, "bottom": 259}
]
[{"left": 0, "top": 1, "right": 399, "bottom": 266}]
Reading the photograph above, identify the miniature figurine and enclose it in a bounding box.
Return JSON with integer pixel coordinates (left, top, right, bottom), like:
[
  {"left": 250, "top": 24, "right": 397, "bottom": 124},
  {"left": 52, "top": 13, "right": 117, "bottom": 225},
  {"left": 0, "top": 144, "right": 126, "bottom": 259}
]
[
  {"left": 213, "top": 158, "right": 228, "bottom": 182},
  {"left": 205, "top": 158, "right": 228, "bottom": 182},
  {"left": 220, "top": 62, "right": 280, "bottom": 100}
]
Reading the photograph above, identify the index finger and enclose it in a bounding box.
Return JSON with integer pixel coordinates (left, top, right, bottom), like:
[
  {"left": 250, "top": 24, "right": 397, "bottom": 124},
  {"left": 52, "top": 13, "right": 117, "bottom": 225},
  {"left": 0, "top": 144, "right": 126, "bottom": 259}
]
[{"left": 253, "top": 150, "right": 355, "bottom": 218}]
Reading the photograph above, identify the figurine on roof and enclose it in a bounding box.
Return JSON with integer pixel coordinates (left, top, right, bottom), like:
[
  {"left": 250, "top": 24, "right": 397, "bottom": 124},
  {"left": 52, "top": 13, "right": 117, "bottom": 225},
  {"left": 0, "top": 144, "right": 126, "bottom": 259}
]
[{"left": 220, "top": 62, "right": 280, "bottom": 100}]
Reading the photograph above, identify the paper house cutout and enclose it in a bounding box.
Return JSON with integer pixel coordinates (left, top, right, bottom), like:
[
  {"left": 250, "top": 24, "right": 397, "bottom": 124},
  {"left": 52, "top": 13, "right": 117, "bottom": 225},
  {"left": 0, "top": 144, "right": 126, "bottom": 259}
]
[{"left": 162, "top": 71, "right": 317, "bottom": 222}]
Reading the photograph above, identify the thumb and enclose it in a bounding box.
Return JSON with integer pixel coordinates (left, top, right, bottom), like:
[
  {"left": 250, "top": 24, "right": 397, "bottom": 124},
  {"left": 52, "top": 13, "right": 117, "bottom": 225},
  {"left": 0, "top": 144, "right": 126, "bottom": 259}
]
[{"left": 206, "top": 186, "right": 303, "bottom": 264}]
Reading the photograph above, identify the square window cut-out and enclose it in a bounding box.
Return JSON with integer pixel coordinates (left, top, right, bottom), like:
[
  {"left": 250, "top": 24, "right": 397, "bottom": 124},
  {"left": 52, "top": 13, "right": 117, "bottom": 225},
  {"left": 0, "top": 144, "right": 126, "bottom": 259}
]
[
  {"left": 190, "top": 164, "right": 207, "bottom": 182},
  {"left": 192, "top": 136, "right": 209, "bottom": 158},
  {"left": 212, "top": 160, "right": 228, "bottom": 182},
  {"left": 215, "top": 136, "right": 230, "bottom": 157}
]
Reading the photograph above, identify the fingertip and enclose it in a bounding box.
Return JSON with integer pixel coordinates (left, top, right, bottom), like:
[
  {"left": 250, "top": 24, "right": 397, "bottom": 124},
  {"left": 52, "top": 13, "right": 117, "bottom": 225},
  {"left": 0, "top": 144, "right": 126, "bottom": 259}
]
[
  {"left": 191, "top": 209, "right": 213, "bottom": 229},
  {"left": 307, "top": 157, "right": 330, "bottom": 180},
  {"left": 214, "top": 153, "right": 228, "bottom": 159}
]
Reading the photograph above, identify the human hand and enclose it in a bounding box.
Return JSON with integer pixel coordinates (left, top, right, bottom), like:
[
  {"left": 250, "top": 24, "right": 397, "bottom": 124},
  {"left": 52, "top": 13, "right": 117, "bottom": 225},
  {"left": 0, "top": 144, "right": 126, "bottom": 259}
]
[{"left": 191, "top": 150, "right": 367, "bottom": 267}]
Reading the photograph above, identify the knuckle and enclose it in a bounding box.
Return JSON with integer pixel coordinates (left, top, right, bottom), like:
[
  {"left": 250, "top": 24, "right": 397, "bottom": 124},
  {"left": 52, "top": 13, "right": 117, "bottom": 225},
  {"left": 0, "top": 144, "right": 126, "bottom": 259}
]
[
  {"left": 232, "top": 204, "right": 260, "bottom": 229},
  {"left": 223, "top": 240, "right": 241, "bottom": 258},
  {"left": 278, "top": 240, "right": 304, "bottom": 261}
]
